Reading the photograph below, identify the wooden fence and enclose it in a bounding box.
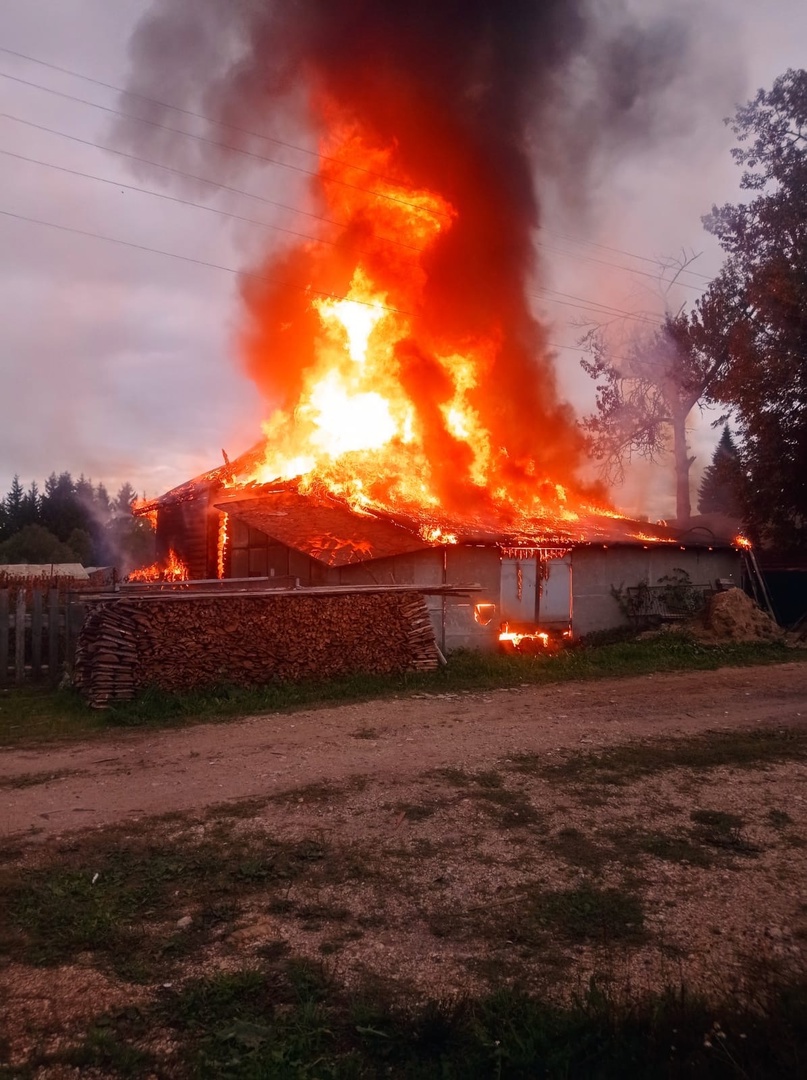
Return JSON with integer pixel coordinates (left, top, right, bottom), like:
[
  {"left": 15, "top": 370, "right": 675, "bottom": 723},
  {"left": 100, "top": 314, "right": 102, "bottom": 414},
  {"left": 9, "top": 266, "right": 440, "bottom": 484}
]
[{"left": 0, "top": 588, "right": 89, "bottom": 687}]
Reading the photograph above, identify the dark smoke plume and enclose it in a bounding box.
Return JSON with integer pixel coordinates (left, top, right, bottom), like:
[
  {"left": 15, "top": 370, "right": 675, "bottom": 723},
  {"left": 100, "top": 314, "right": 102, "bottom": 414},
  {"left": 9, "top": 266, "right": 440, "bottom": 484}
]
[{"left": 116, "top": 0, "right": 700, "bottom": 507}]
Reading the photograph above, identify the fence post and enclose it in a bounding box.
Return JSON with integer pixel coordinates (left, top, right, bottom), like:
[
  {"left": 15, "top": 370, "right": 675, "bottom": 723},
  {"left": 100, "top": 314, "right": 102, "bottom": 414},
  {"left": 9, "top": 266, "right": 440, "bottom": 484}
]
[
  {"left": 65, "top": 594, "right": 86, "bottom": 679},
  {"left": 31, "top": 587, "right": 43, "bottom": 679},
  {"left": 0, "top": 590, "right": 8, "bottom": 688},
  {"left": 48, "top": 588, "right": 60, "bottom": 687},
  {"left": 15, "top": 591, "right": 26, "bottom": 684}
]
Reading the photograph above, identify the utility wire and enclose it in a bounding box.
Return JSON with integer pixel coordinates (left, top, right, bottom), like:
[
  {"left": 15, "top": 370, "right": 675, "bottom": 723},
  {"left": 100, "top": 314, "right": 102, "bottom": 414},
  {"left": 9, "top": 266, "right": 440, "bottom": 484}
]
[
  {"left": 0, "top": 69, "right": 450, "bottom": 220},
  {"left": 0, "top": 201, "right": 663, "bottom": 338},
  {"left": 0, "top": 205, "right": 415, "bottom": 317},
  {"left": 0, "top": 49, "right": 713, "bottom": 284},
  {"left": 0, "top": 43, "right": 398, "bottom": 184},
  {"left": 1, "top": 113, "right": 424, "bottom": 253},
  {"left": 0, "top": 145, "right": 422, "bottom": 265},
  {"left": 1, "top": 127, "right": 665, "bottom": 328}
]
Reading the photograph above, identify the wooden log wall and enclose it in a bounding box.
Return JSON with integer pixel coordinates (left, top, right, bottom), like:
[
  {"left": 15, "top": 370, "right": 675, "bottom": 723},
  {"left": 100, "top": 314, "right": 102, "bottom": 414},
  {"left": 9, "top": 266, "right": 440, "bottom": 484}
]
[{"left": 73, "top": 590, "right": 441, "bottom": 708}]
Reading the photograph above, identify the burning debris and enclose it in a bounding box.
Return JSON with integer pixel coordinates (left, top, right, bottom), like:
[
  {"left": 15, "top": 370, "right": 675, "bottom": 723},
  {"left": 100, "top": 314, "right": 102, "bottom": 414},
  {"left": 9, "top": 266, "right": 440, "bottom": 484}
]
[{"left": 126, "top": 548, "right": 189, "bottom": 583}]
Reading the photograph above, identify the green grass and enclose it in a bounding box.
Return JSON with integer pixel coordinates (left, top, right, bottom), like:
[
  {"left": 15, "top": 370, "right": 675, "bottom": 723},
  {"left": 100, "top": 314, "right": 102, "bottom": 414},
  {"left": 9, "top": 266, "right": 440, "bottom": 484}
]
[
  {"left": 2, "top": 637, "right": 803, "bottom": 747},
  {"left": 15, "top": 967, "right": 807, "bottom": 1079},
  {"left": 0, "top": 821, "right": 339, "bottom": 981},
  {"left": 511, "top": 726, "right": 807, "bottom": 786}
]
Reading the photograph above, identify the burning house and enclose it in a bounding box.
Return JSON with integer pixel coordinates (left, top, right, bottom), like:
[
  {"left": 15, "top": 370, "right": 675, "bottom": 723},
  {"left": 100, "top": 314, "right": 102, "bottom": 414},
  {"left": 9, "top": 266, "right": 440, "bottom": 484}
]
[
  {"left": 122, "top": 1, "right": 745, "bottom": 657},
  {"left": 135, "top": 448, "right": 743, "bottom": 653}
]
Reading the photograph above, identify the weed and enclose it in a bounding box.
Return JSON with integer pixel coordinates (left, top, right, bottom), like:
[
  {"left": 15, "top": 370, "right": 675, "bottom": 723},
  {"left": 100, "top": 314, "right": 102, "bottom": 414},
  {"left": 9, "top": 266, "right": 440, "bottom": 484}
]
[
  {"left": 768, "top": 808, "right": 795, "bottom": 829},
  {"left": 0, "top": 822, "right": 336, "bottom": 979},
  {"left": 548, "top": 827, "right": 612, "bottom": 871},
  {"left": 690, "top": 809, "right": 761, "bottom": 856},
  {"left": 396, "top": 800, "right": 442, "bottom": 821},
  {"left": 528, "top": 883, "right": 646, "bottom": 945},
  {"left": 351, "top": 726, "right": 379, "bottom": 739}
]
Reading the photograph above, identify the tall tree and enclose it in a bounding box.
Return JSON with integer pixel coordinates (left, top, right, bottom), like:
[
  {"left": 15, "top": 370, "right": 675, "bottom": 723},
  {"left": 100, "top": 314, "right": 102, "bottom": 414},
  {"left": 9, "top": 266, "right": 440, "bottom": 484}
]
[
  {"left": 3, "top": 476, "right": 25, "bottom": 536},
  {"left": 697, "top": 425, "right": 745, "bottom": 518},
  {"left": 691, "top": 69, "right": 807, "bottom": 549},
  {"left": 580, "top": 310, "right": 728, "bottom": 523}
]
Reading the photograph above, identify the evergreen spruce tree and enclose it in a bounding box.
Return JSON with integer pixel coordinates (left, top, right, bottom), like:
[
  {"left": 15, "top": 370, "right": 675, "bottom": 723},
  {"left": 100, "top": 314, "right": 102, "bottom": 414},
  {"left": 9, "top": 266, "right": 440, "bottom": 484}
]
[{"left": 697, "top": 426, "right": 745, "bottom": 519}]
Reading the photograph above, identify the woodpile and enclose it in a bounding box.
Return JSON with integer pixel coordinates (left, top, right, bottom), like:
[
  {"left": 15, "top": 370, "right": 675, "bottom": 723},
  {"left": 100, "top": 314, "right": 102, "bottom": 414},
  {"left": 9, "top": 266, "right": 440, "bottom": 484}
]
[{"left": 73, "top": 588, "right": 445, "bottom": 708}]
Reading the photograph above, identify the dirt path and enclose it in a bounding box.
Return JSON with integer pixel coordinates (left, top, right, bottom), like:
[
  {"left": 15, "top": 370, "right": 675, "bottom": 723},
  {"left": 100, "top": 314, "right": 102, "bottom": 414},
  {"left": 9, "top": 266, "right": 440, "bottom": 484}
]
[{"left": 3, "top": 663, "right": 807, "bottom": 839}]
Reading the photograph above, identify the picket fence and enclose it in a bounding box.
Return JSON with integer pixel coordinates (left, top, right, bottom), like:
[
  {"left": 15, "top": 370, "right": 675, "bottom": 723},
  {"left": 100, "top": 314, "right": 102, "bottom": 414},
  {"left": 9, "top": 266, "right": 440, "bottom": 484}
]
[{"left": 0, "top": 587, "right": 90, "bottom": 687}]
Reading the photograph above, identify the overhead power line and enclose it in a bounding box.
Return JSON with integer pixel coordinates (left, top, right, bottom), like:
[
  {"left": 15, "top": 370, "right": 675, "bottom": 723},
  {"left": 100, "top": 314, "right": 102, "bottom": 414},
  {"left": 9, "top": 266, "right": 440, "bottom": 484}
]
[
  {"left": 1, "top": 112, "right": 424, "bottom": 254},
  {"left": 0, "top": 46, "right": 713, "bottom": 287},
  {"left": 0, "top": 145, "right": 422, "bottom": 265},
  {"left": 0, "top": 200, "right": 666, "bottom": 335},
  {"left": 0, "top": 139, "right": 663, "bottom": 329},
  {"left": 0, "top": 43, "right": 397, "bottom": 183},
  {"left": 0, "top": 205, "right": 415, "bottom": 317},
  {"left": 2, "top": 110, "right": 695, "bottom": 318},
  {"left": 0, "top": 69, "right": 450, "bottom": 220}
]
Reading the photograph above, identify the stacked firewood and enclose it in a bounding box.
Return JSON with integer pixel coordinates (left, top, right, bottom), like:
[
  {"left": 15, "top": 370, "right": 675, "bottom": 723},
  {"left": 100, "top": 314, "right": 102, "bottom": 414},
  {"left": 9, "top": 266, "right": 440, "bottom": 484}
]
[
  {"left": 73, "top": 589, "right": 441, "bottom": 707},
  {"left": 72, "top": 603, "right": 142, "bottom": 708}
]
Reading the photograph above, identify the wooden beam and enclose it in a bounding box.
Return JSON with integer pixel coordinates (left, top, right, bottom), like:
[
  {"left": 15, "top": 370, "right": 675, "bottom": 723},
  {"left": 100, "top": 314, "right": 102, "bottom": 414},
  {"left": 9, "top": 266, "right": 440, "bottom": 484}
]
[
  {"left": 31, "top": 588, "right": 43, "bottom": 679},
  {"left": 14, "top": 591, "right": 25, "bottom": 684},
  {"left": 0, "top": 590, "right": 8, "bottom": 688}
]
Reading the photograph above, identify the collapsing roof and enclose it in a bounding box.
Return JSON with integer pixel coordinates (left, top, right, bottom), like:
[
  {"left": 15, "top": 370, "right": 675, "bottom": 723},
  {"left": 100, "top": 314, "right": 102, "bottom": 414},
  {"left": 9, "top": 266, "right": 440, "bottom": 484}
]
[
  {"left": 139, "top": 445, "right": 743, "bottom": 569},
  {"left": 212, "top": 489, "right": 741, "bottom": 568},
  {"left": 215, "top": 491, "right": 432, "bottom": 568}
]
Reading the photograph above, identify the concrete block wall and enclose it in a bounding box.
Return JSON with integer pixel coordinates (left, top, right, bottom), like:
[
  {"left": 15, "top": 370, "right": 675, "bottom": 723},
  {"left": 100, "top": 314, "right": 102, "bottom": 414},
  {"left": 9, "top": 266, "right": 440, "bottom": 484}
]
[{"left": 570, "top": 546, "right": 742, "bottom": 638}]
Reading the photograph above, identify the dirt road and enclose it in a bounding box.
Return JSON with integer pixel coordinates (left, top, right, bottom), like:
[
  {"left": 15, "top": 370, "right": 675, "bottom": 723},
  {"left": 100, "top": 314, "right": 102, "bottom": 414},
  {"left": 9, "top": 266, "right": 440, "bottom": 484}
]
[{"left": 3, "top": 662, "right": 807, "bottom": 839}]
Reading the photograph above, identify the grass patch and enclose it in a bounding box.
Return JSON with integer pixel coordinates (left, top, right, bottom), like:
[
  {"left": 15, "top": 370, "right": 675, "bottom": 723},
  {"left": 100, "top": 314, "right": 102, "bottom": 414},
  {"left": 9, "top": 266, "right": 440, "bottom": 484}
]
[
  {"left": 430, "top": 768, "right": 541, "bottom": 828},
  {"left": 512, "top": 726, "right": 807, "bottom": 787},
  {"left": 768, "top": 808, "right": 795, "bottom": 829},
  {"left": 0, "top": 820, "right": 336, "bottom": 981},
  {"left": 549, "top": 826, "right": 613, "bottom": 871},
  {"left": 690, "top": 809, "right": 760, "bottom": 856},
  {"left": 15, "top": 969, "right": 807, "bottom": 1079},
  {"left": 0, "top": 767, "right": 86, "bottom": 790},
  {"left": 2, "top": 638, "right": 802, "bottom": 747},
  {"left": 549, "top": 824, "right": 719, "bottom": 871},
  {"left": 528, "top": 883, "right": 646, "bottom": 945}
]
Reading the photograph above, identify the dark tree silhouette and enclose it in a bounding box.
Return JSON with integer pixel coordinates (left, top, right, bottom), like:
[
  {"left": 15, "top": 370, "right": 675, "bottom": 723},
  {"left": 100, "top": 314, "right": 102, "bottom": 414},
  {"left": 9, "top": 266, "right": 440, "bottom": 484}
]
[
  {"left": 697, "top": 426, "right": 745, "bottom": 518},
  {"left": 690, "top": 69, "right": 807, "bottom": 549}
]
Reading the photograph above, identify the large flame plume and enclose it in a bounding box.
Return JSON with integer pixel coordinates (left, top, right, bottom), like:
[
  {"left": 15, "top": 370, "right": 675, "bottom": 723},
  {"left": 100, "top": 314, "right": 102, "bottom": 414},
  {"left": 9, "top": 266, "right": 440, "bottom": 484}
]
[{"left": 119, "top": 0, "right": 701, "bottom": 534}]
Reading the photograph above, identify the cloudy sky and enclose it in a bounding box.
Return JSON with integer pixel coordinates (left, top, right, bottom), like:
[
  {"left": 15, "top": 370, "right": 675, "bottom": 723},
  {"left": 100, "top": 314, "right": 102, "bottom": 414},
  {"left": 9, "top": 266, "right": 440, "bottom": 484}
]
[{"left": 1, "top": 0, "right": 805, "bottom": 518}]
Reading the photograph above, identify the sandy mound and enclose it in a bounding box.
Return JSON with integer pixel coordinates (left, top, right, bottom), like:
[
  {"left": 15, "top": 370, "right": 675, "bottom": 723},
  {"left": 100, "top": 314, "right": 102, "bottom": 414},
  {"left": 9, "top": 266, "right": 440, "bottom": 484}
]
[{"left": 692, "top": 588, "right": 784, "bottom": 644}]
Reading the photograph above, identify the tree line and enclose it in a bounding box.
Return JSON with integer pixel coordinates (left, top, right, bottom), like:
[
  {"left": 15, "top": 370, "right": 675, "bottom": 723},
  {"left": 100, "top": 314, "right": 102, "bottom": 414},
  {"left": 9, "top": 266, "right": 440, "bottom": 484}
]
[
  {"left": 0, "top": 472, "right": 155, "bottom": 572},
  {"left": 581, "top": 68, "right": 806, "bottom": 551}
]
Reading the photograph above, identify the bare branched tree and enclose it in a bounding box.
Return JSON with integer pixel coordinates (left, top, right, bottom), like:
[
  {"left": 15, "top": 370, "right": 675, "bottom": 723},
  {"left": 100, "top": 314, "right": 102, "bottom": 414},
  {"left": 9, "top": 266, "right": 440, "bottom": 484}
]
[{"left": 579, "top": 252, "right": 728, "bottom": 523}]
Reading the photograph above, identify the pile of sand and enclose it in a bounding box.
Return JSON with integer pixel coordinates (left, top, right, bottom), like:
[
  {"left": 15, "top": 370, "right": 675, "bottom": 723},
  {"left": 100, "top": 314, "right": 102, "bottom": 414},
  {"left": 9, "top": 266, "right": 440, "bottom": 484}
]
[{"left": 691, "top": 588, "right": 784, "bottom": 644}]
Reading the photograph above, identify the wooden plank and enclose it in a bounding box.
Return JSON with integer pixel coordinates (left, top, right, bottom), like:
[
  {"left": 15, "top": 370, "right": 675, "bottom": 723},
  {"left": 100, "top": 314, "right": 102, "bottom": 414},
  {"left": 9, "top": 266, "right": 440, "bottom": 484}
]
[
  {"left": 105, "top": 582, "right": 482, "bottom": 603},
  {"left": 66, "top": 600, "right": 86, "bottom": 675},
  {"left": 48, "top": 588, "right": 60, "bottom": 686},
  {"left": 31, "top": 588, "right": 43, "bottom": 679},
  {"left": 0, "top": 590, "right": 8, "bottom": 688},
  {"left": 15, "top": 590, "right": 26, "bottom": 684}
]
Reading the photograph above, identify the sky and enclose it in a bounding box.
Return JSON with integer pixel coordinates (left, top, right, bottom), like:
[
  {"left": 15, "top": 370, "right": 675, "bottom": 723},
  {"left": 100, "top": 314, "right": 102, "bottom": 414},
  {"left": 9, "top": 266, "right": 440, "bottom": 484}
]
[{"left": 1, "top": 0, "right": 805, "bottom": 520}]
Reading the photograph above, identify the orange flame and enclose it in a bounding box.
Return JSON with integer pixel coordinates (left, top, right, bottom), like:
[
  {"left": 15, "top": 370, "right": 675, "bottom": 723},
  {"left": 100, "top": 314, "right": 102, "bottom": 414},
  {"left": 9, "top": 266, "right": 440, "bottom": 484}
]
[
  {"left": 217, "top": 512, "right": 229, "bottom": 579},
  {"left": 127, "top": 548, "right": 189, "bottom": 583},
  {"left": 241, "top": 115, "right": 617, "bottom": 536},
  {"left": 133, "top": 500, "right": 158, "bottom": 531},
  {"left": 734, "top": 534, "right": 752, "bottom": 550}
]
